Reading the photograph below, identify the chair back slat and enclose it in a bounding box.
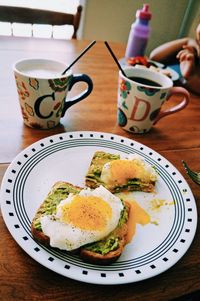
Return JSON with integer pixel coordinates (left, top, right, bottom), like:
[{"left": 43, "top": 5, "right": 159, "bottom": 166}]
[{"left": 0, "top": 5, "right": 83, "bottom": 39}]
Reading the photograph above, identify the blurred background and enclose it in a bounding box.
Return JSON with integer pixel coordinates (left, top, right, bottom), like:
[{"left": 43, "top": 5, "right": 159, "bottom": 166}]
[
  {"left": 82, "top": 0, "right": 200, "bottom": 55},
  {"left": 0, "top": 0, "right": 199, "bottom": 56}
]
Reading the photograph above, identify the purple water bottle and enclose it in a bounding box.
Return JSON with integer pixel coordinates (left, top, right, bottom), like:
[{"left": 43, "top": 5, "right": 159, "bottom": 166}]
[{"left": 125, "top": 4, "right": 152, "bottom": 58}]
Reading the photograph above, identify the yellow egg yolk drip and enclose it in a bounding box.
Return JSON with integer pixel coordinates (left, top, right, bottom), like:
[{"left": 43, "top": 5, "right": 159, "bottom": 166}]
[
  {"left": 60, "top": 195, "right": 112, "bottom": 231},
  {"left": 108, "top": 160, "right": 150, "bottom": 186},
  {"left": 126, "top": 200, "right": 150, "bottom": 243}
]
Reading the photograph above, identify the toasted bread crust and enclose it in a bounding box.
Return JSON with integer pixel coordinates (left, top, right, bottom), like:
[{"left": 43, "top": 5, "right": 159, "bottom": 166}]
[
  {"left": 31, "top": 182, "right": 130, "bottom": 265},
  {"left": 31, "top": 224, "right": 50, "bottom": 245},
  {"left": 85, "top": 179, "right": 99, "bottom": 190}
]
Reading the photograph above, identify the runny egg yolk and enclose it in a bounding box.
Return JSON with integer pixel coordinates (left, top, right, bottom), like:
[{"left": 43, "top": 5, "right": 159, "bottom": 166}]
[
  {"left": 108, "top": 160, "right": 146, "bottom": 185},
  {"left": 60, "top": 195, "right": 112, "bottom": 231},
  {"left": 126, "top": 200, "right": 150, "bottom": 243}
]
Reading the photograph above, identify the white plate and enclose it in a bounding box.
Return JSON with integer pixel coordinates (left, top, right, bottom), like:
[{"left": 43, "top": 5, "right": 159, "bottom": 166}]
[
  {"left": 119, "top": 57, "right": 180, "bottom": 82},
  {"left": 0, "top": 131, "right": 197, "bottom": 285}
]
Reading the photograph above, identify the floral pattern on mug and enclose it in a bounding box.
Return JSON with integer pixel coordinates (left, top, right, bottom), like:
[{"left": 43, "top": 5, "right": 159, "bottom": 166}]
[
  {"left": 119, "top": 79, "right": 131, "bottom": 98},
  {"left": 137, "top": 86, "right": 160, "bottom": 96},
  {"left": 150, "top": 108, "right": 161, "bottom": 121},
  {"left": 29, "top": 78, "right": 39, "bottom": 90},
  {"left": 25, "top": 103, "right": 34, "bottom": 116},
  {"left": 16, "top": 78, "right": 30, "bottom": 101},
  {"left": 48, "top": 76, "right": 72, "bottom": 92},
  {"left": 160, "top": 92, "right": 167, "bottom": 99},
  {"left": 129, "top": 125, "right": 141, "bottom": 133},
  {"left": 21, "top": 106, "right": 29, "bottom": 121},
  {"left": 118, "top": 108, "right": 127, "bottom": 127},
  {"left": 53, "top": 102, "right": 61, "bottom": 110},
  {"left": 56, "top": 98, "right": 65, "bottom": 117}
]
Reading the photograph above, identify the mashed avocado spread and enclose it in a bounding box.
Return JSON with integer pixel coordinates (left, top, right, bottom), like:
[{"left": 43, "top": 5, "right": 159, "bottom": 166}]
[
  {"left": 86, "top": 151, "right": 120, "bottom": 184},
  {"left": 33, "top": 184, "right": 81, "bottom": 231}
]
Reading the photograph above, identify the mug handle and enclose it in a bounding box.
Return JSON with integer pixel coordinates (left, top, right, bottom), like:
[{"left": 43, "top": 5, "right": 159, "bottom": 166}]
[
  {"left": 61, "top": 74, "right": 93, "bottom": 117},
  {"left": 153, "top": 87, "right": 190, "bottom": 124}
]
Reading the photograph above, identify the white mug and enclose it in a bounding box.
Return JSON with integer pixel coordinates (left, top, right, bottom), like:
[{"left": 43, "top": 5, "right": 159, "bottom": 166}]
[
  {"left": 13, "top": 58, "right": 93, "bottom": 129},
  {"left": 118, "top": 67, "right": 190, "bottom": 133}
]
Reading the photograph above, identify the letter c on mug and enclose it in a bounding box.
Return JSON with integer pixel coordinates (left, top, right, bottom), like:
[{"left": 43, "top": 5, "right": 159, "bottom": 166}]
[{"left": 34, "top": 92, "right": 55, "bottom": 119}]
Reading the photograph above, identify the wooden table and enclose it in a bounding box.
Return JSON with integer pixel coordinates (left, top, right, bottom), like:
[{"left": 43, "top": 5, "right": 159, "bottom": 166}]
[{"left": 0, "top": 36, "right": 199, "bottom": 301}]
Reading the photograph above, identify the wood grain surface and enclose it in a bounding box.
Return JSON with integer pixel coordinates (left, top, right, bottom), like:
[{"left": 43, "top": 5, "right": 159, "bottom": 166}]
[{"left": 0, "top": 37, "right": 199, "bottom": 301}]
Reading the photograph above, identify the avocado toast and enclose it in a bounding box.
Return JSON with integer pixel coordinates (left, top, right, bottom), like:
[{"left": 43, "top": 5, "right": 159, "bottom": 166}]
[
  {"left": 31, "top": 181, "right": 130, "bottom": 265},
  {"left": 85, "top": 151, "right": 157, "bottom": 193}
]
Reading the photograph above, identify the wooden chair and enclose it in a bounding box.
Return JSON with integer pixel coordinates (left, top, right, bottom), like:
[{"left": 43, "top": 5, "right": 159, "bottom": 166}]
[{"left": 0, "top": 5, "right": 83, "bottom": 39}]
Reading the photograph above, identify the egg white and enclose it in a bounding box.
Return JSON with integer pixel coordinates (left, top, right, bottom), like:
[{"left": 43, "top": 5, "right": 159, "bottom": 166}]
[{"left": 40, "top": 186, "right": 123, "bottom": 251}]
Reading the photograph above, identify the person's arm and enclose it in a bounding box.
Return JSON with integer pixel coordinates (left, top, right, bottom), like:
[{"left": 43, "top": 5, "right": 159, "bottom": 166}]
[{"left": 149, "top": 38, "right": 189, "bottom": 63}]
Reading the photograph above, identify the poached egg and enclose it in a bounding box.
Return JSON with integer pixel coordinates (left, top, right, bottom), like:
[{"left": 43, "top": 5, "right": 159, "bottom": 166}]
[
  {"left": 40, "top": 186, "right": 123, "bottom": 251},
  {"left": 100, "top": 153, "right": 157, "bottom": 187}
]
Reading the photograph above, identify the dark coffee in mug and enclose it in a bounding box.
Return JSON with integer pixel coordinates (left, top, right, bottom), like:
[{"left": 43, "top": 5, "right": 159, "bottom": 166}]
[
  {"left": 118, "top": 66, "right": 190, "bottom": 133},
  {"left": 128, "top": 76, "right": 162, "bottom": 87}
]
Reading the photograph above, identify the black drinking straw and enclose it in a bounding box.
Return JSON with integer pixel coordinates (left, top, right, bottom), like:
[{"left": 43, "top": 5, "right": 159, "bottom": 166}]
[
  {"left": 62, "top": 40, "right": 96, "bottom": 75},
  {"left": 104, "top": 41, "right": 127, "bottom": 77}
]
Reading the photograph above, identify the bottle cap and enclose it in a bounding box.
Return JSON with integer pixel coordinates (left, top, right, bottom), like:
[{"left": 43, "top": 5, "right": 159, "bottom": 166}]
[{"left": 136, "top": 4, "right": 152, "bottom": 20}]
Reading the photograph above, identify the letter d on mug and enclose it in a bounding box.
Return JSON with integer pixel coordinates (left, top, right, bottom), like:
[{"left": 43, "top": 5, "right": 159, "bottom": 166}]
[
  {"left": 117, "top": 67, "right": 190, "bottom": 133},
  {"left": 13, "top": 58, "right": 93, "bottom": 129}
]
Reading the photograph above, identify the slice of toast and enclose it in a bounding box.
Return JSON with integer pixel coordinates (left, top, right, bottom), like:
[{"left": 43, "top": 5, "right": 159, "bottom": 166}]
[
  {"left": 31, "top": 181, "right": 130, "bottom": 265},
  {"left": 85, "top": 151, "right": 157, "bottom": 193},
  {"left": 31, "top": 181, "right": 82, "bottom": 246}
]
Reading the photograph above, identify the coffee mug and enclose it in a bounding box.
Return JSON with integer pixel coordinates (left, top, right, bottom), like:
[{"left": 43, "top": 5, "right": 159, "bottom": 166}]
[
  {"left": 13, "top": 58, "right": 93, "bottom": 129},
  {"left": 118, "top": 67, "right": 190, "bottom": 133}
]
